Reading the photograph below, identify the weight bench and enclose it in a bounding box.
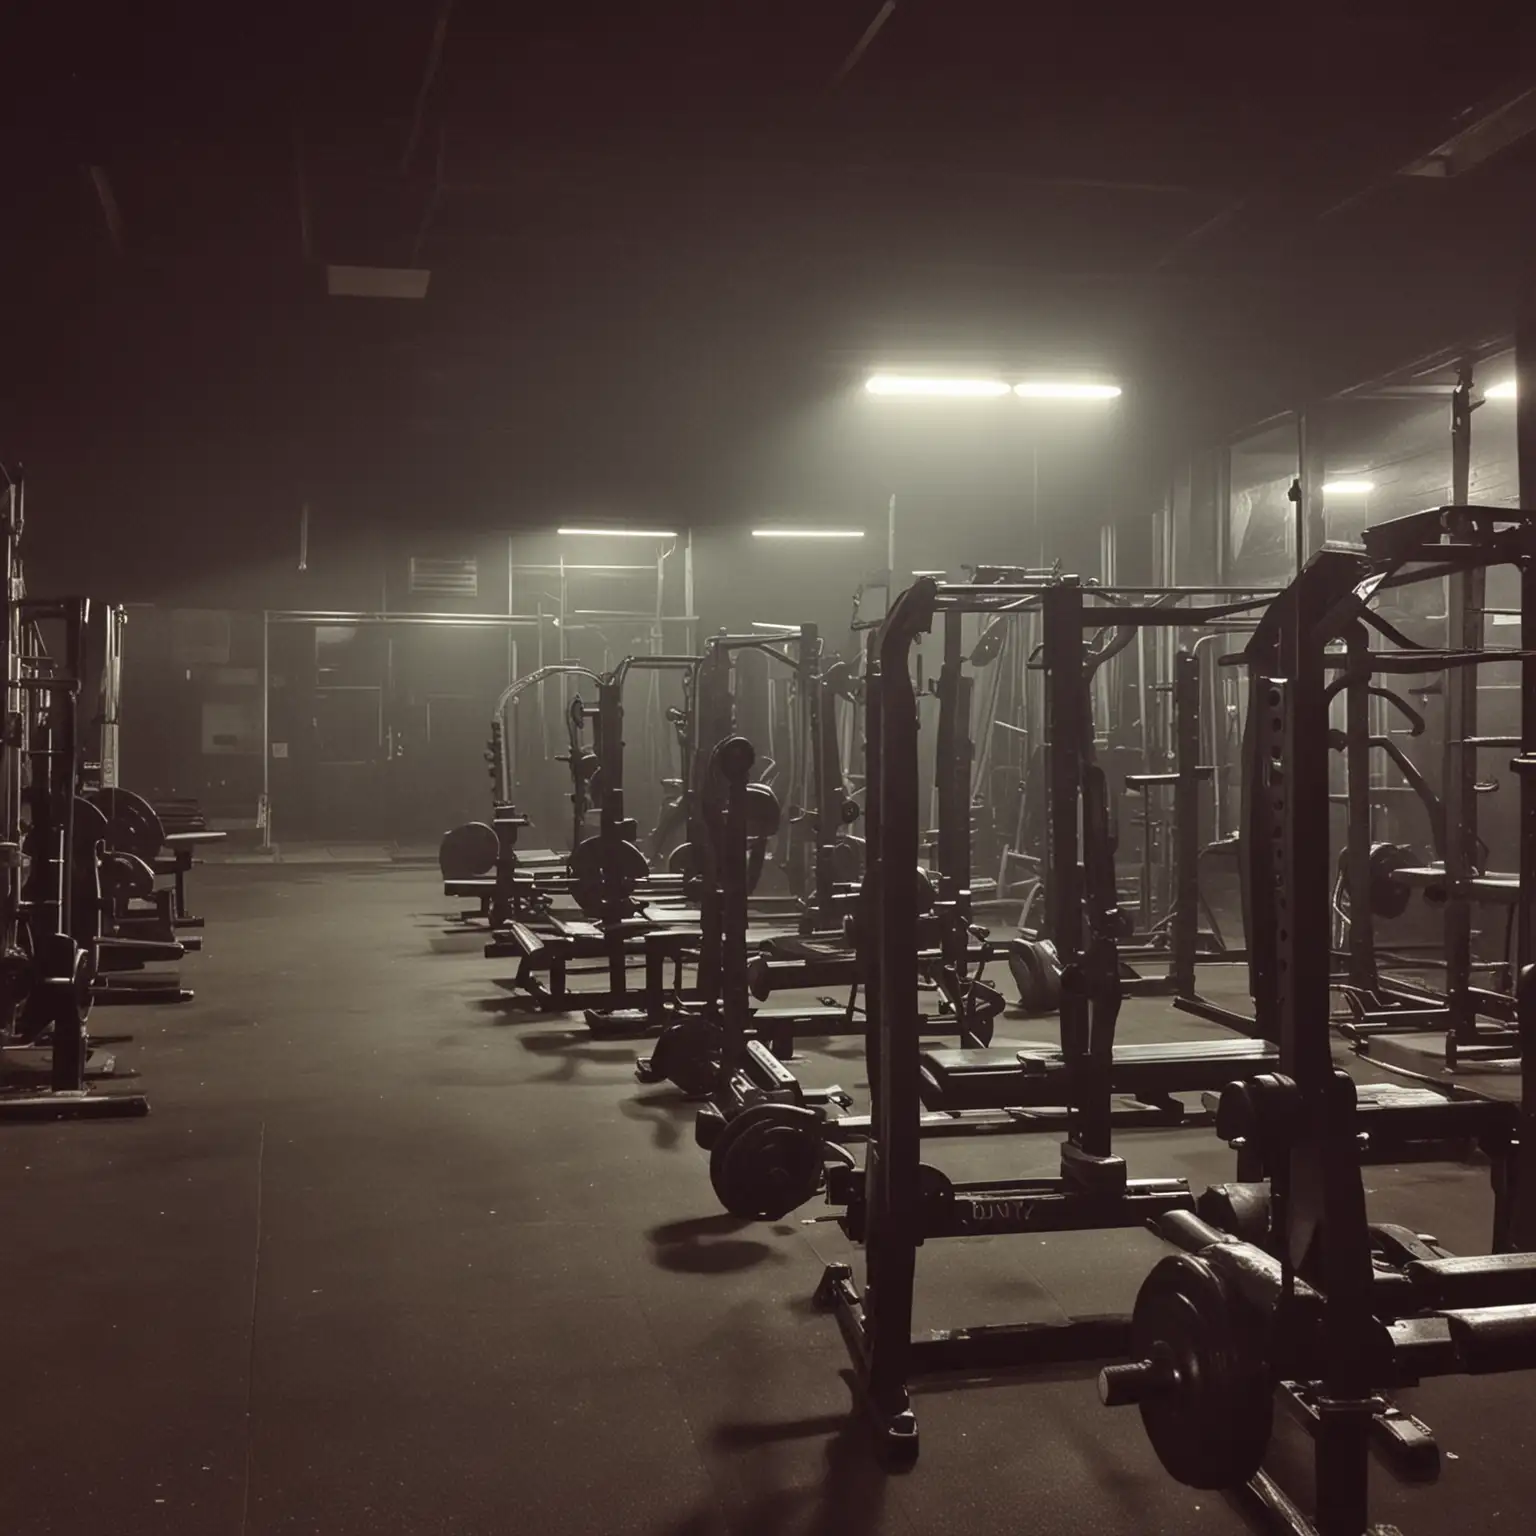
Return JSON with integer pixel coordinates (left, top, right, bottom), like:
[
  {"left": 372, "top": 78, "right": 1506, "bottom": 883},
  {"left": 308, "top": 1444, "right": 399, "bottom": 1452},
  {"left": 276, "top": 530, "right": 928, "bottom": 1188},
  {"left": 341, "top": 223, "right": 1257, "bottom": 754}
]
[
  {"left": 1389, "top": 865, "right": 1520, "bottom": 905},
  {"left": 489, "top": 917, "right": 697, "bottom": 1010},
  {"left": 154, "top": 830, "right": 225, "bottom": 929},
  {"left": 445, "top": 849, "right": 568, "bottom": 899},
  {"left": 1208, "top": 1078, "right": 1518, "bottom": 1162},
  {"left": 749, "top": 936, "right": 860, "bottom": 999},
  {"left": 445, "top": 864, "right": 567, "bottom": 922},
  {"left": 748, "top": 932, "right": 1003, "bottom": 1001},
  {"left": 919, "top": 1036, "right": 1279, "bottom": 1113},
  {"left": 583, "top": 926, "right": 708, "bottom": 1032},
  {"left": 93, "top": 936, "right": 194, "bottom": 1004}
]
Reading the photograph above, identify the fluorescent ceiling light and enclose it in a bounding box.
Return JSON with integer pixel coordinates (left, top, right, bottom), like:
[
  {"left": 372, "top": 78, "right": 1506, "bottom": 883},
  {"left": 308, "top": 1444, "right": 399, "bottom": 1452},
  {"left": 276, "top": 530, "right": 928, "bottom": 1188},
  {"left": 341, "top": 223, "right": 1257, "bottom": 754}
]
[
  {"left": 1485, "top": 380, "right": 1517, "bottom": 400},
  {"left": 1322, "top": 480, "right": 1375, "bottom": 495},
  {"left": 865, "top": 374, "right": 1010, "bottom": 398},
  {"left": 911, "top": 569, "right": 946, "bottom": 576},
  {"left": 751, "top": 622, "right": 799, "bottom": 632},
  {"left": 751, "top": 528, "right": 866, "bottom": 539},
  {"left": 1013, "top": 381, "right": 1122, "bottom": 400},
  {"left": 557, "top": 527, "right": 677, "bottom": 538}
]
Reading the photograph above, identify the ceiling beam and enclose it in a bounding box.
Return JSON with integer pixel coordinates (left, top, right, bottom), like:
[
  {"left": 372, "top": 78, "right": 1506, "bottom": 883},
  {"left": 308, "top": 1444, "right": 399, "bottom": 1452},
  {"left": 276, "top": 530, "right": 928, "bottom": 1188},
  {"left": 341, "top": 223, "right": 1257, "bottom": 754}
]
[
  {"left": 1400, "top": 85, "right": 1536, "bottom": 178},
  {"left": 88, "top": 166, "right": 125, "bottom": 252},
  {"left": 401, "top": 0, "right": 456, "bottom": 174},
  {"left": 830, "top": 2, "right": 899, "bottom": 88}
]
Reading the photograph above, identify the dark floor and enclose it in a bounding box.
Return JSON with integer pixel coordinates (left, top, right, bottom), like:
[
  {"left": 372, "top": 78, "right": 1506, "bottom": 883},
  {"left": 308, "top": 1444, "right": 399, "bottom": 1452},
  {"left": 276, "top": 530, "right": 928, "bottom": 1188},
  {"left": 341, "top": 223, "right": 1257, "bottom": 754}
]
[{"left": 3, "top": 867, "right": 1533, "bottom": 1535}]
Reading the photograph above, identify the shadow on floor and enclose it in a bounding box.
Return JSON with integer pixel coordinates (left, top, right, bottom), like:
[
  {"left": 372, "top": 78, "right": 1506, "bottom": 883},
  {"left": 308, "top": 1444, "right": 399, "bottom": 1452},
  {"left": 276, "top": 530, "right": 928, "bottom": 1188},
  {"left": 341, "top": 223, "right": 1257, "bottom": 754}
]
[
  {"left": 647, "top": 1212, "right": 785, "bottom": 1275},
  {"left": 474, "top": 994, "right": 551, "bottom": 1019},
  {"left": 429, "top": 933, "right": 488, "bottom": 955},
  {"left": 507, "top": 1027, "right": 642, "bottom": 1084},
  {"left": 620, "top": 1088, "right": 701, "bottom": 1152},
  {"left": 666, "top": 1371, "right": 896, "bottom": 1536}
]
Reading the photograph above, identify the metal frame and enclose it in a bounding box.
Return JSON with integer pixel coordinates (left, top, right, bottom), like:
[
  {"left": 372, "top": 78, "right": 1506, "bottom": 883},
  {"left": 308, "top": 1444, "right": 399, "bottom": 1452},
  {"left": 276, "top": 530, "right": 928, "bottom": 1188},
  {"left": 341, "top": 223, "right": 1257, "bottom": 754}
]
[
  {"left": 817, "top": 575, "right": 1290, "bottom": 1459},
  {"left": 1224, "top": 505, "right": 1536, "bottom": 1536},
  {"left": 1, "top": 482, "right": 146, "bottom": 1119}
]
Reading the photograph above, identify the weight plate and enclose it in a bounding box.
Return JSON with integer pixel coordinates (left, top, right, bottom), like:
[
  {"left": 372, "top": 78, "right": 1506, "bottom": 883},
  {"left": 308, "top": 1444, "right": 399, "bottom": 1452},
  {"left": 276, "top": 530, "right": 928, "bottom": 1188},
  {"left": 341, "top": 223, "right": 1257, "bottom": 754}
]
[
  {"left": 744, "top": 782, "right": 782, "bottom": 840},
  {"left": 1132, "top": 1253, "right": 1273, "bottom": 1490},
  {"left": 709, "top": 1105, "right": 825, "bottom": 1220},
  {"left": 1370, "top": 842, "right": 1419, "bottom": 921},
  {"left": 100, "top": 851, "right": 156, "bottom": 902},
  {"left": 656, "top": 1015, "right": 723, "bottom": 1098},
  {"left": 707, "top": 1101, "right": 806, "bottom": 1199},
  {"left": 569, "top": 834, "right": 650, "bottom": 918},
  {"left": 823, "top": 837, "right": 864, "bottom": 883},
  {"left": 438, "top": 821, "right": 498, "bottom": 880},
  {"left": 87, "top": 787, "right": 165, "bottom": 863},
  {"left": 1009, "top": 937, "right": 1064, "bottom": 1014},
  {"left": 713, "top": 736, "right": 756, "bottom": 784}
]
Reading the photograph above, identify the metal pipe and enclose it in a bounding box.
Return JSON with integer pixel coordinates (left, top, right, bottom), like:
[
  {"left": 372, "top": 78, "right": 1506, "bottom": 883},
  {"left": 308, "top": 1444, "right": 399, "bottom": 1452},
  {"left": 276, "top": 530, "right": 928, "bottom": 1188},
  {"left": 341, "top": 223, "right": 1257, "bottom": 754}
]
[
  {"left": 264, "top": 610, "right": 543, "bottom": 626},
  {"left": 261, "top": 611, "right": 271, "bottom": 850}
]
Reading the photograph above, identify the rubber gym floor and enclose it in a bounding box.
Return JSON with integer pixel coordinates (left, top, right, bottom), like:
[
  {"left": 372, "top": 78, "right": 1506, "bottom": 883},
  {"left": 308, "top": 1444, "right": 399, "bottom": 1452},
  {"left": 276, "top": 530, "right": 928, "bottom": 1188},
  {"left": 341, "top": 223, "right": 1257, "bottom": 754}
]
[{"left": 3, "top": 864, "right": 1532, "bottom": 1536}]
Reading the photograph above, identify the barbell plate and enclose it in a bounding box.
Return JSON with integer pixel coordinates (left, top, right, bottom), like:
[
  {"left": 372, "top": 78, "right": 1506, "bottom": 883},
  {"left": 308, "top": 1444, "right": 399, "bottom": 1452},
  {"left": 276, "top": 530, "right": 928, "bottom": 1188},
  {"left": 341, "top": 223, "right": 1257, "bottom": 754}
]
[
  {"left": 1132, "top": 1254, "right": 1273, "bottom": 1491},
  {"left": 709, "top": 1105, "right": 824, "bottom": 1220}
]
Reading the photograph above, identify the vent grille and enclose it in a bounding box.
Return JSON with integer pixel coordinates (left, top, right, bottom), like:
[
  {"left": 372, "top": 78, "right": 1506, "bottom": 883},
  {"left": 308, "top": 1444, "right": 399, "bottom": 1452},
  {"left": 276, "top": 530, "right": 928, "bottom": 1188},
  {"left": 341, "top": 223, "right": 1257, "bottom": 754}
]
[{"left": 408, "top": 557, "right": 478, "bottom": 598}]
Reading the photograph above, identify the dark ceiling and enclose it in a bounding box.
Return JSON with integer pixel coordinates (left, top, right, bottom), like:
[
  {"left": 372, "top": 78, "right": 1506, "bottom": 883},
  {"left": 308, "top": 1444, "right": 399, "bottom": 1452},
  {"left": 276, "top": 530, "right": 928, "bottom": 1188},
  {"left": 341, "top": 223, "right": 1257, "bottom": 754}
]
[{"left": 4, "top": 2, "right": 1536, "bottom": 589}]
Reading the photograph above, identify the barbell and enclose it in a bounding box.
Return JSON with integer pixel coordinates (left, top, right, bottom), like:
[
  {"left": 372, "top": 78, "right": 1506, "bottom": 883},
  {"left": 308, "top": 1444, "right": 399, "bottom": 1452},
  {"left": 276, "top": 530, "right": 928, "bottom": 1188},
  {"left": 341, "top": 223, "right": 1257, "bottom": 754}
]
[{"left": 1099, "top": 1249, "right": 1275, "bottom": 1490}]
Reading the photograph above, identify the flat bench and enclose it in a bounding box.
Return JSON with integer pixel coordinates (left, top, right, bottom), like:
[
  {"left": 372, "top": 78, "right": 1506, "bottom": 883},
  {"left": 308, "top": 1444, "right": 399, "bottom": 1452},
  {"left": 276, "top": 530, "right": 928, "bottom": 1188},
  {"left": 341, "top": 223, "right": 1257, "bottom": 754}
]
[
  {"left": 749, "top": 935, "right": 1003, "bottom": 1001},
  {"left": 151, "top": 830, "right": 224, "bottom": 928},
  {"left": 919, "top": 1036, "right": 1279, "bottom": 1112},
  {"left": 1389, "top": 866, "right": 1520, "bottom": 905},
  {"left": 1198, "top": 1078, "right": 1517, "bottom": 1151}
]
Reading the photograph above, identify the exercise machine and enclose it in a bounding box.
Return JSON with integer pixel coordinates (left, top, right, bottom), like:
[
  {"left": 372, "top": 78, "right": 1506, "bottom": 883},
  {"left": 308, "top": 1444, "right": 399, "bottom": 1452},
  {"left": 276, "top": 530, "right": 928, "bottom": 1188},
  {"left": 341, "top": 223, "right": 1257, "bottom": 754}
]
[{"left": 1103, "top": 513, "right": 1536, "bottom": 1536}]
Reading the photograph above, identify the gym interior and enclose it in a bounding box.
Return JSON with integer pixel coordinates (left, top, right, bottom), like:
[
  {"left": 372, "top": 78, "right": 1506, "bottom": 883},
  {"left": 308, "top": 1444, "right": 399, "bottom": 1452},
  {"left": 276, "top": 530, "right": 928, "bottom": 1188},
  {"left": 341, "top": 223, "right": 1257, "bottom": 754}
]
[{"left": 6, "top": 10, "right": 1536, "bottom": 1536}]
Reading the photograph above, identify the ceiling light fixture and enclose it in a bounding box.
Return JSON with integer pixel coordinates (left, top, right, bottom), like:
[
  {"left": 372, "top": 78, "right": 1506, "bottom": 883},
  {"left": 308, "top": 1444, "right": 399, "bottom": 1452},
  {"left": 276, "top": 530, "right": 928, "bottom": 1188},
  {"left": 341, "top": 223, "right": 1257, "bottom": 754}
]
[
  {"left": 865, "top": 374, "right": 1011, "bottom": 398},
  {"left": 557, "top": 527, "right": 678, "bottom": 538},
  {"left": 751, "top": 528, "right": 866, "bottom": 539},
  {"left": 1322, "top": 480, "right": 1376, "bottom": 495},
  {"left": 1013, "top": 381, "right": 1122, "bottom": 400},
  {"left": 1485, "top": 380, "right": 1517, "bottom": 400}
]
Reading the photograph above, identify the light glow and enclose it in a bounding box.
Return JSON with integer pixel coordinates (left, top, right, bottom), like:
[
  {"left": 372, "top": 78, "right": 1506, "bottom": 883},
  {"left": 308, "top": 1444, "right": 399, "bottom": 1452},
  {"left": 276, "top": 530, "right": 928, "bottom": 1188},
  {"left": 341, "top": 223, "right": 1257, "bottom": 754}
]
[
  {"left": 1013, "top": 381, "right": 1122, "bottom": 400},
  {"left": 865, "top": 374, "right": 1011, "bottom": 398},
  {"left": 557, "top": 527, "right": 678, "bottom": 538},
  {"left": 751, "top": 528, "right": 866, "bottom": 540},
  {"left": 751, "top": 622, "right": 800, "bottom": 632},
  {"left": 1322, "top": 480, "right": 1375, "bottom": 495},
  {"left": 1486, "top": 380, "right": 1517, "bottom": 400}
]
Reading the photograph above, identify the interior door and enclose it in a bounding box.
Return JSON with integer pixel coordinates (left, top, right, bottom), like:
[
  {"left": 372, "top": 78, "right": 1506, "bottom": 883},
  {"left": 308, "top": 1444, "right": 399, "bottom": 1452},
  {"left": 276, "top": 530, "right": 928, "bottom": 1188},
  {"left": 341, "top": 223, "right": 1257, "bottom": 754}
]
[{"left": 313, "top": 685, "right": 385, "bottom": 837}]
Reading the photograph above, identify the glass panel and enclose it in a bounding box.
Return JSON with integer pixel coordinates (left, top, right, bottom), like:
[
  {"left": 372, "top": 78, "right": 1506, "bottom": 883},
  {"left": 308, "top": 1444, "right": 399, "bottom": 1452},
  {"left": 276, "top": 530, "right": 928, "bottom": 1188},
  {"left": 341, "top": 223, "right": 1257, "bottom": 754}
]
[
  {"left": 1227, "top": 419, "right": 1297, "bottom": 585},
  {"left": 1472, "top": 349, "right": 1519, "bottom": 507},
  {"left": 1320, "top": 394, "right": 1449, "bottom": 549}
]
